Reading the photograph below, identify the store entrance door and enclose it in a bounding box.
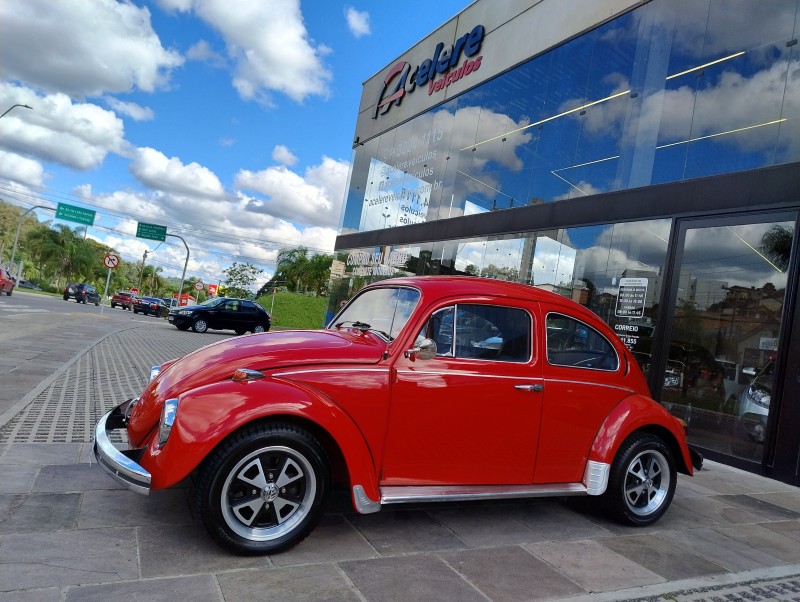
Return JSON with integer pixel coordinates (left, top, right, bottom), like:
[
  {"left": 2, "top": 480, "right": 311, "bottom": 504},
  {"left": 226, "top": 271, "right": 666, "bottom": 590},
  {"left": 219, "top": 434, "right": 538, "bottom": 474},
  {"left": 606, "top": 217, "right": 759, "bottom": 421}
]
[{"left": 655, "top": 212, "right": 798, "bottom": 480}]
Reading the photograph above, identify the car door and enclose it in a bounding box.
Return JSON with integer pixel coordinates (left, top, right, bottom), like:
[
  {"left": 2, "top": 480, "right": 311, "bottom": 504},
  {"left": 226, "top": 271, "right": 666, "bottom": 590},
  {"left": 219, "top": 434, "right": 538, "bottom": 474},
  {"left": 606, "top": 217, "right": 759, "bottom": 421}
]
[
  {"left": 534, "top": 310, "right": 629, "bottom": 484},
  {"left": 382, "top": 299, "right": 543, "bottom": 486},
  {"left": 234, "top": 301, "right": 258, "bottom": 331},
  {"left": 212, "top": 300, "right": 238, "bottom": 329}
]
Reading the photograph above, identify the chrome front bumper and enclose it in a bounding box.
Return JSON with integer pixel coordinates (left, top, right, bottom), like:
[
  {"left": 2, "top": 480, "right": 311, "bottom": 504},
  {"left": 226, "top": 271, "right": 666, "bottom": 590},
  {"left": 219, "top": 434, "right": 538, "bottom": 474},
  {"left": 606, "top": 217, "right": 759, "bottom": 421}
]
[{"left": 93, "top": 400, "right": 151, "bottom": 495}]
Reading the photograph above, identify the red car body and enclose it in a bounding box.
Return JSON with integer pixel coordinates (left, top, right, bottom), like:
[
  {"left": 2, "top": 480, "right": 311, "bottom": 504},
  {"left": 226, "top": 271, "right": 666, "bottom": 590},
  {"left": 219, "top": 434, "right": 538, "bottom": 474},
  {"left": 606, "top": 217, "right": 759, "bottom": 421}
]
[
  {"left": 95, "top": 276, "right": 697, "bottom": 555},
  {"left": 0, "top": 267, "right": 14, "bottom": 296}
]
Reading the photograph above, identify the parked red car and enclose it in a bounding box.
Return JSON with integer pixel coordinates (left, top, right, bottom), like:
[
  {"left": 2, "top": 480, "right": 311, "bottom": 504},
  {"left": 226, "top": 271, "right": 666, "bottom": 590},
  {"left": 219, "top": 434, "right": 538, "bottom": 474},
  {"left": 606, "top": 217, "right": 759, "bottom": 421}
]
[
  {"left": 110, "top": 291, "right": 136, "bottom": 310},
  {"left": 95, "top": 276, "right": 699, "bottom": 555},
  {"left": 0, "top": 267, "right": 14, "bottom": 296}
]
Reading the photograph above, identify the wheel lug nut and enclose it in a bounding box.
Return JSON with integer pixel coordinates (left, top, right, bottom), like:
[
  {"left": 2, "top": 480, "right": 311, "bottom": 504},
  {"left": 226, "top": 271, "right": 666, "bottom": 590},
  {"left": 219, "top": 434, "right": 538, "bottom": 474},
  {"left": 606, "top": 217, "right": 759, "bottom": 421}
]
[{"left": 281, "top": 488, "right": 286, "bottom": 494}]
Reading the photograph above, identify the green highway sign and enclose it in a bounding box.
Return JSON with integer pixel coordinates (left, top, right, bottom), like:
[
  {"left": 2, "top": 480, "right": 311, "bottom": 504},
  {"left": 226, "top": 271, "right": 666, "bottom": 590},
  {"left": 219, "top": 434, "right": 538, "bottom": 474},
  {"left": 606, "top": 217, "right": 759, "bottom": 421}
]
[
  {"left": 136, "top": 222, "right": 167, "bottom": 241},
  {"left": 56, "top": 203, "right": 96, "bottom": 226}
]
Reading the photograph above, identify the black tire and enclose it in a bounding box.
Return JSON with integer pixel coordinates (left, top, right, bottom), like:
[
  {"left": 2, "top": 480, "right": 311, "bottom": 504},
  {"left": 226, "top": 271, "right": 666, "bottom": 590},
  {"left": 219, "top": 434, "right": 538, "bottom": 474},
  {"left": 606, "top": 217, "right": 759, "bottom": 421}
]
[
  {"left": 6, "top": 289, "right": 11, "bottom": 296},
  {"left": 94, "top": 300, "right": 99, "bottom": 306},
  {"left": 192, "top": 318, "right": 209, "bottom": 333},
  {"left": 176, "top": 324, "right": 190, "bottom": 331},
  {"left": 111, "top": 303, "right": 116, "bottom": 309},
  {"left": 194, "top": 423, "right": 330, "bottom": 555},
  {"left": 602, "top": 432, "right": 676, "bottom": 526},
  {"left": 235, "top": 329, "right": 247, "bottom": 335},
  {"left": 252, "top": 324, "right": 267, "bottom": 334},
  {"left": 64, "top": 295, "right": 69, "bottom": 301},
  {"left": 133, "top": 309, "right": 138, "bottom": 314}
]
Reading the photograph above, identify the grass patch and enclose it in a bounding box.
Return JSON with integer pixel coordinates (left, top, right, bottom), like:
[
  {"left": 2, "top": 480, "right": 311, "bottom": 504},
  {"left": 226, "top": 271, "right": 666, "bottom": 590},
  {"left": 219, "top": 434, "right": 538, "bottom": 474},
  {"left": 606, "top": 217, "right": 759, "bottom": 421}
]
[{"left": 257, "top": 291, "right": 329, "bottom": 330}]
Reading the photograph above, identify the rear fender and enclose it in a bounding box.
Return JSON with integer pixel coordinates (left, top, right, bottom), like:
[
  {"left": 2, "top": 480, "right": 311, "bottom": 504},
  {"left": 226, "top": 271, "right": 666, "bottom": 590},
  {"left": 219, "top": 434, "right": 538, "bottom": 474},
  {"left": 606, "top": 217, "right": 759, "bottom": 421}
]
[
  {"left": 138, "top": 379, "right": 380, "bottom": 502},
  {"left": 589, "top": 394, "right": 693, "bottom": 476}
]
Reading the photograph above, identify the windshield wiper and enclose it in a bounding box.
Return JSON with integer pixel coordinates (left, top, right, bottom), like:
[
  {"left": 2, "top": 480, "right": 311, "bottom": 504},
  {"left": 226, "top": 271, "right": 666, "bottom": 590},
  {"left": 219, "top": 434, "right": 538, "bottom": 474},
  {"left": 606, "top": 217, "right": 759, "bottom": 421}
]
[{"left": 335, "top": 320, "right": 392, "bottom": 340}]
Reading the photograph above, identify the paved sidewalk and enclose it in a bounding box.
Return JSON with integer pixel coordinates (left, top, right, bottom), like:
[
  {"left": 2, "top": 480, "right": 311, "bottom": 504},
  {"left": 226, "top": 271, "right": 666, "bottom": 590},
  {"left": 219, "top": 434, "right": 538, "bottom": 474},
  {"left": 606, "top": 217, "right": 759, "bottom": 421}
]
[{"left": 1, "top": 322, "right": 799, "bottom": 601}]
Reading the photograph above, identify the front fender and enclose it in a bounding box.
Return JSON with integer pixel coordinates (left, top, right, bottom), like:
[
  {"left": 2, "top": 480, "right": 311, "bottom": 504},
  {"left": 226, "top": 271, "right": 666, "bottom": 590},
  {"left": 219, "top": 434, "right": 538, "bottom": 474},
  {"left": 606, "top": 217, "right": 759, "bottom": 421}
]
[
  {"left": 589, "top": 394, "right": 693, "bottom": 475},
  {"left": 138, "top": 378, "right": 380, "bottom": 501}
]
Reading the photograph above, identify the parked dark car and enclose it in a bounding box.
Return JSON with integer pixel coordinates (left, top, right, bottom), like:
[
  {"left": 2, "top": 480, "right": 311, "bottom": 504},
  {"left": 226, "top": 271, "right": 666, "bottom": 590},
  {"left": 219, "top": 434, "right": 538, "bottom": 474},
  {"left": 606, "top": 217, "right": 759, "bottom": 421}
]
[
  {"left": 133, "top": 296, "right": 163, "bottom": 316},
  {"left": 16, "top": 278, "right": 42, "bottom": 291},
  {"left": 0, "top": 267, "right": 14, "bottom": 296},
  {"left": 168, "top": 297, "right": 271, "bottom": 334},
  {"left": 63, "top": 282, "right": 100, "bottom": 305}
]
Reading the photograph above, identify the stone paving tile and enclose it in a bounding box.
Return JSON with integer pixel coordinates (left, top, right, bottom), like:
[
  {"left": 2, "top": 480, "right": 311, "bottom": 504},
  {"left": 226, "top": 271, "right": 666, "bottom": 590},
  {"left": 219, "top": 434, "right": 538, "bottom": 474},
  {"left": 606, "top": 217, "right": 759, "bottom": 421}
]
[
  {"left": 137, "top": 522, "right": 272, "bottom": 578},
  {"left": 32, "top": 463, "right": 125, "bottom": 493},
  {"left": 441, "top": 545, "right": 587, "bottom": 601},
  {"left": 711, "top": 494, "right": 800, "bottom": 521},
  {"left": 347, "top": 508, "right": 465, "bottom": 555},
  {"left": 0, "top": 492, "right": 80, "bottom": 534},
  {"left": 671, "top": 495, "right": 768, "bottom": 526},
  {"left": 0, "top": 528, "right": 139, "bottom": 590},
  {"left": 0, "top": 587, "right": 62, "bottom": 601},
  {"left": 751, "top": 492, "right": 800, "bottom": 514},
  {"left": 0, "top": 464, "right": 38, "bottom": 494},
  {"left": 599, "top": 534, "right": 728, "bottom": 581},
  {"left": 509, "top": 498, "right": 615, "bottom": 541},
  {"left": 77, "top": 488, "right": 192, "bottom": 529},
  {"left": 657, "top": 527, "right": 784, "bottom": 572},
  {"left": 0, "top": 443, "right": 83, "bottom": 466},
  {"left": 525, "top": 539, "right": 665, "bottom": 593},
  {"left": 270, "top": 515, "right": 379, "bottom": 567},
  {"left": 64, "top": 575, "right": 221, "bottom": 602},
  {"left": 714, "top": 523, "right": 800, "bottom": 563},
  {"left": 340, "top": 554, "right": 486, "bottom": 602},
  {"left": 760, "top": 520, "right": 800, "bottom": 542},
  {"left": 430, "top": 503, "right": 543, "bottom": 547},
  {"left": 217, "top": 564, "right": 361, "bottom": 602}
]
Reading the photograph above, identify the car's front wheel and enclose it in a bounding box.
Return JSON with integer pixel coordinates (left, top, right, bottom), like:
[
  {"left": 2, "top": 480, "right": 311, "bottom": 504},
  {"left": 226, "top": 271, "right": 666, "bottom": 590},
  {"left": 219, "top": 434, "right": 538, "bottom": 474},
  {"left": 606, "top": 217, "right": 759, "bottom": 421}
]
[
  {"left": 602, "top": 432, "right": 676, "bottom": 526},
  {"left": 195, "top": 423, "right": 330, "bottom": 555},
  {"left": 192, "top": 318, "right": 208, "bottom": 333},
  {"left": 252, "top": 324, "right": 267, "bottom": 333}
]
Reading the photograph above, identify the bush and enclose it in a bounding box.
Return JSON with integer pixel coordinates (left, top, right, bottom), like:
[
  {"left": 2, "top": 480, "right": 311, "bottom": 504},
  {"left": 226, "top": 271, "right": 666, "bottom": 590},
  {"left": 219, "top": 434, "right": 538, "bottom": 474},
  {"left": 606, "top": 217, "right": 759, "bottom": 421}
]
[{"left": 256, "top": 291, "right": 329, "bottom": 330}]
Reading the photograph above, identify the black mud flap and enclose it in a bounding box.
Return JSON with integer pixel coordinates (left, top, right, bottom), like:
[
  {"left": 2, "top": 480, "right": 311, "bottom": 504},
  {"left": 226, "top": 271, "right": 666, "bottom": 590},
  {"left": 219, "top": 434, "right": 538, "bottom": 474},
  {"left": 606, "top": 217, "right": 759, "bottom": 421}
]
[{"left": 689, "top": 446, "right": 704, "bottom": 471}]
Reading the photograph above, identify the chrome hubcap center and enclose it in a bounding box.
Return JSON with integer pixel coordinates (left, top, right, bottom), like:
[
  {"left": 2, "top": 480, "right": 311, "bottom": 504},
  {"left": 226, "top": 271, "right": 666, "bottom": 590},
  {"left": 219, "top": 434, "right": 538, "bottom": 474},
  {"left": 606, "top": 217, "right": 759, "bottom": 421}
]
[{"left": 261, "top": 483, "right": 278, "bottom": 503}]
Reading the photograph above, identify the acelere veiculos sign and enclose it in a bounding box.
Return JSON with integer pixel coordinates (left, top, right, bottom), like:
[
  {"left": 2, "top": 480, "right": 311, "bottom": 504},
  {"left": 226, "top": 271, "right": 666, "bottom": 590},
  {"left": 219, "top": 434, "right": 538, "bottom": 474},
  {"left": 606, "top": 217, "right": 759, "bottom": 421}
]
[{"left": 374, "top": 24, "right": 485, "bottom": 118}]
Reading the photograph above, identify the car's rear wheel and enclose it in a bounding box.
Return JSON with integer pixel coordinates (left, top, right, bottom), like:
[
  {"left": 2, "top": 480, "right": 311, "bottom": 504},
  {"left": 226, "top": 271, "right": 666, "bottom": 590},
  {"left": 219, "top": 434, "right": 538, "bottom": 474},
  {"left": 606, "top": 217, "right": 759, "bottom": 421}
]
[
  {"left": 602, "top": 432, "right": 675, "bottom": 526},
  {"left": 64, "top": 295, "right": 69, "bottom": 301},
  {"left": 195, "top": 423, "right": 330, "bottom": 555},
  {"left": 252, "top": 324, "right": 266, "bottom": 333},
  {"left": 111, "top": 303, "right": 116, "bottom": 308},
  {"left": 192, "top": 318, "right": 208, "bottom": 333}
]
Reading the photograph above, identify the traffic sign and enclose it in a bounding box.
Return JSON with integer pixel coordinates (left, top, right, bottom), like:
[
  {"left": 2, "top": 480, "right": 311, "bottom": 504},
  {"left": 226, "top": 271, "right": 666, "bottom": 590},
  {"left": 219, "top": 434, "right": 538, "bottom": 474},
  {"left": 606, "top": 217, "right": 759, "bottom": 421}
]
[
  {"left": 136, "top": 222, "right": 167, "bottom": 242},
  {"left": 103, "top": 253, "right": 120, "bottom": 269},
  {"left": 130, "top": 287, "right": 139, "bottom": 294},
  {"left": 207, "top": 283, "right": 218, "bottom": 296},
  {"left": 194, "top": 281, "right": 204, "bottom": 291},
  {"left": 56, "top": 203, "right": 96, "bottom": 226}
]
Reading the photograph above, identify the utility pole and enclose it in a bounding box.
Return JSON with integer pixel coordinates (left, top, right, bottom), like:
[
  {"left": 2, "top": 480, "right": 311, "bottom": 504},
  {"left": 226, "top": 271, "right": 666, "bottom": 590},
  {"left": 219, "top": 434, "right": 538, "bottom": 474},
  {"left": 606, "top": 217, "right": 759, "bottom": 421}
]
[{"left": 137, "top": 250, "right": 148, "bottom": 293}]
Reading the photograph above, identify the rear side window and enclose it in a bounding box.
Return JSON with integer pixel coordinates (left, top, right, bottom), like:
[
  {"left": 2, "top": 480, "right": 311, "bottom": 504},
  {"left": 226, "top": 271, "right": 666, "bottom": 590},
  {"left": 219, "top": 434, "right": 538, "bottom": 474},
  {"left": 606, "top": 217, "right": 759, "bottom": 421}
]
[
  {"left": 420, "top": 304, "right": 531, "bottom": 362},
  {"left": 546, "top": 313, "right": 618, "bottom": 371}
]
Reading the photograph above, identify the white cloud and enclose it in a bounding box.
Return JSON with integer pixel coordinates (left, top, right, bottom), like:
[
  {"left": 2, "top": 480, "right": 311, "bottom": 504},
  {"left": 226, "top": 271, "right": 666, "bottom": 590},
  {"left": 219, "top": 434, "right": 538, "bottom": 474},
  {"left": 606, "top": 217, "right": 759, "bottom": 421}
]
[
  {"left": 185, "top": 40, "right": 226, "bottom": 68},
  {"left": 345, "top": 7, "right": 371, "bottom": 38},
  {"left": 235, "top": 156, "right": 349, "bottom": 228},
  {"left": 272, "top": 144, "right": 298, "bottom": 166},
  {"left": 0, "top": 0, "right": 183, "bottom": 97},
  {"left": 130, "top": 147, "right": 227, "bottom": 199},
  {"left": 0, "top": 83, "right": 127, "bottom": 172},
  {"left": 158, "top": 0, "right": 332, "bottom": 104},
  {"left": 0, "top": 150, "right": 44, "bottom": 186},
  {"left": 104, "top": 97, "right": 155, "bottom": 121}
]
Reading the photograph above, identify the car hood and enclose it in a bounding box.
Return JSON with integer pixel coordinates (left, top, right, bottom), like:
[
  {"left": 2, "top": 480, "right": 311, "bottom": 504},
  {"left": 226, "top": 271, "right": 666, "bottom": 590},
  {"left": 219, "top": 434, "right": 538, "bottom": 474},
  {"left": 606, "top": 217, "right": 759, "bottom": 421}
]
[{"left": 127, "top": 329, "right": 386, "bottom": 444}]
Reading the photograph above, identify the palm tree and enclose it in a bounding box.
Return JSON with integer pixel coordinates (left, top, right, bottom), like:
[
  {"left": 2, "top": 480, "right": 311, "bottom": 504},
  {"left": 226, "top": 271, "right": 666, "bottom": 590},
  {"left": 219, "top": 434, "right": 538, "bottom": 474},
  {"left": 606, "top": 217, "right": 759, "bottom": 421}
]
[{"left": 760, "top": 224, "right": 792, "bottom": 272}]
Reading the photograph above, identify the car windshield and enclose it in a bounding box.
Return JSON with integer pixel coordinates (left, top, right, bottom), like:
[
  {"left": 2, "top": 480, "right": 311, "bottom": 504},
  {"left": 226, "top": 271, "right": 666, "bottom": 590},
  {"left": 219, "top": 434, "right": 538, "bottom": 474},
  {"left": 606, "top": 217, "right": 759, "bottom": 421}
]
[
  {"left": 199, "top": 298, "right": 225, "bottom": 308},
  {"left": 330, "top": 286, "right": 420, "bottom": 341}
]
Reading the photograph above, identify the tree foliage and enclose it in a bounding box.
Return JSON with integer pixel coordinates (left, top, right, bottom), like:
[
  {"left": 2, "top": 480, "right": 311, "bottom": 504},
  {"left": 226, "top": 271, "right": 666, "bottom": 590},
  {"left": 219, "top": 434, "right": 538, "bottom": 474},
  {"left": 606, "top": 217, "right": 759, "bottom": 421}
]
[
  {"left": 222, "top": 261, "right": 262, "bottom": 298},
  {"left": 272, "top": 247, "right": 333, "bottom": 295}
]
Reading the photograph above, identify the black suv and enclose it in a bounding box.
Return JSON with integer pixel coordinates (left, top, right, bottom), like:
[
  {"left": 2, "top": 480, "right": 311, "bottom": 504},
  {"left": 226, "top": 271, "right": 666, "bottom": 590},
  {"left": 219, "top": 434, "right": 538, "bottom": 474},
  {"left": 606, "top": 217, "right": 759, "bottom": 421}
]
[
  {"left": 168, "top": 297, "right": 271, "bottom": 334},
  {"left": 63, "top": 282, "right": 100, "bottom": 305}
]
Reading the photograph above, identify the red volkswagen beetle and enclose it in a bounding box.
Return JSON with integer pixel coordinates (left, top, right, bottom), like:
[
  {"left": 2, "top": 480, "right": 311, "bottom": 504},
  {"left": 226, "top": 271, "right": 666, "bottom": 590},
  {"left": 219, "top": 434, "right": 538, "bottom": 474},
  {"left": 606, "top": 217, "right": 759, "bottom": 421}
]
[{"left": 95, "top": 276, "right": 699, "bottom": 555}]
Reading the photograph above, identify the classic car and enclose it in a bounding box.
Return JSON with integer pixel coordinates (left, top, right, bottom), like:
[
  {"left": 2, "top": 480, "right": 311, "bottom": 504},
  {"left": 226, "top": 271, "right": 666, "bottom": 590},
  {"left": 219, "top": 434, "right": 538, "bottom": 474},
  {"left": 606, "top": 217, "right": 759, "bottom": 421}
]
[{"left": 95, "top": 276, "right": 700, "bottom": 555}]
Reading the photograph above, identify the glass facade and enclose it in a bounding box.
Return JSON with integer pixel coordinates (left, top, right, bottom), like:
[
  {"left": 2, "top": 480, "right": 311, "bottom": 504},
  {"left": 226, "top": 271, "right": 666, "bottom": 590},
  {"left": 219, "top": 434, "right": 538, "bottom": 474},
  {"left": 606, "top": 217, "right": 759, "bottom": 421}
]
[{"left": 341, "top": 0, "right": 800, "bottom": 235}]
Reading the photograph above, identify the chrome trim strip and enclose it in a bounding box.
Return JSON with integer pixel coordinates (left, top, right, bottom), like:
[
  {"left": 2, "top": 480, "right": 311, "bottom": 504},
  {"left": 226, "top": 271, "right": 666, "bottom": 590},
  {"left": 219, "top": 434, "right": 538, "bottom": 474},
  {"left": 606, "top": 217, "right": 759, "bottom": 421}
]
[
  {"left": 584, "top": 460, "right": 610, "bottom": 495},
  {"left": 352, "top": 485, "right": 381, "bottom": 514},
  {"left": 93, "top": 409, "right": 151, "bottom": 495},
  {"left": 398, "top": 370, "right": 542, "bottom": 381},
  {"left": 380, "top": 483, "right": 587, "bottom": 505},
  {"left": 274, "top": 367, "right": 391, "bottom": 378},
  {"left": 546, "top": 378, "right": 634, "bottom": 394}
]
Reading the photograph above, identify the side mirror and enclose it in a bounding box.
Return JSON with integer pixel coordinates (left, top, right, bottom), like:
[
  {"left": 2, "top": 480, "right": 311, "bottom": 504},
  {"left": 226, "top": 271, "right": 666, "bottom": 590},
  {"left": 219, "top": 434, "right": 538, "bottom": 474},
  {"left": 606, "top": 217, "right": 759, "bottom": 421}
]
[{"left": 405, "top": 338, "right": 437, "bottom": 360}]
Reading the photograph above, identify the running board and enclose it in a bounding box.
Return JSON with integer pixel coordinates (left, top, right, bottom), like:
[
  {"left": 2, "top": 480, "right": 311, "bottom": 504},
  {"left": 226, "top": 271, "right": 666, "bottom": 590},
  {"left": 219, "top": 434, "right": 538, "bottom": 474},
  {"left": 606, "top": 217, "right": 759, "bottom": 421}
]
[{"left": 380, "top": 483, "right": 588, "bottom": 505}]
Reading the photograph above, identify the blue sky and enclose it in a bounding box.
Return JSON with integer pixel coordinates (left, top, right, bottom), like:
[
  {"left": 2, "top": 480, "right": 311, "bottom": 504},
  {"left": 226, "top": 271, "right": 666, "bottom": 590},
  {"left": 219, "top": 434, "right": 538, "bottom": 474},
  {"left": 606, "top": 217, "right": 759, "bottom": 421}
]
[{"left": 0, "top": 0, "right": 468, "bottom": 288}]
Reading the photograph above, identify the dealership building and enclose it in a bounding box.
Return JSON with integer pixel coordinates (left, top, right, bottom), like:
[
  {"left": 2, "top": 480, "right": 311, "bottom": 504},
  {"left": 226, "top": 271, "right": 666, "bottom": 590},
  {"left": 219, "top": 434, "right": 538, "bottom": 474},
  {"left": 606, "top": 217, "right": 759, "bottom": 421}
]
[{"left": 332, "top": 0, "right": 800, "bottom": 484}]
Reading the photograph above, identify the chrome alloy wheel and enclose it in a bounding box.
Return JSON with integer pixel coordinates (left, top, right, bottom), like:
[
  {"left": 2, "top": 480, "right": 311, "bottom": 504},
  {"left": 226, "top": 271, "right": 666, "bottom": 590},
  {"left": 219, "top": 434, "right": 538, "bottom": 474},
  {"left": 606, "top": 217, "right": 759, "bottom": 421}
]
[
  {"left": 623, "top": 449, "right": 671, "bottom": 517},
  {"left": 220, "top": 445, "right": 316, "bottom": 542}
]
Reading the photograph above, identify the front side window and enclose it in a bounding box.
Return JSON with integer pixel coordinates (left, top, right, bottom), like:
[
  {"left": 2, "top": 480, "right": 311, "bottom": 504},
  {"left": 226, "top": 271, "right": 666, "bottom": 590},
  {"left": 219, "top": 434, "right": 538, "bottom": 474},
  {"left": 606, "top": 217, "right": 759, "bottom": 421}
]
[
  {"left": 546, "top": 313, "right": 618, "bottom": 371},
  {"left": 419, "top": 304, "right": 531, "bottom": 362}
]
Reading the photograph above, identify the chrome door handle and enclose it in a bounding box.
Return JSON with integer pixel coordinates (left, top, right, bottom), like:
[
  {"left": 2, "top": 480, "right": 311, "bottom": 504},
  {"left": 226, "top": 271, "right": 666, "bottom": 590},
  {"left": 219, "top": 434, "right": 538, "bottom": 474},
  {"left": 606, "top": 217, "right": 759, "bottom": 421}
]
[{"left": 515, "top": 384, "right": 544, "bottom": 392}]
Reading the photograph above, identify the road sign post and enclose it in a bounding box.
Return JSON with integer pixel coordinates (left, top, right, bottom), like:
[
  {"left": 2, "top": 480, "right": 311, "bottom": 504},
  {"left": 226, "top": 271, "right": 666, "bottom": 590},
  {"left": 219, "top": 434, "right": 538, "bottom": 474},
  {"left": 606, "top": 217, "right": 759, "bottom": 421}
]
[{"left": 100, "top": 253, "right": 120, "bottom": 317}]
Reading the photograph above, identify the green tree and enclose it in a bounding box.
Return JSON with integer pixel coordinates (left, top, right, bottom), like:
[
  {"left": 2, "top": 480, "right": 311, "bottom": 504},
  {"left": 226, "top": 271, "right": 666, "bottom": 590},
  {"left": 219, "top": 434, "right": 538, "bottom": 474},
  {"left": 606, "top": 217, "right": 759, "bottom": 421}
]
[
  {"left": 222, "top": 261, "right": 263, "bottom": 298},
  {"left": 276, "top": 247, "right": 310, "bottom": 292},
  {"left": 760, "top": 224, "right": 793, "bottom": 272}
]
